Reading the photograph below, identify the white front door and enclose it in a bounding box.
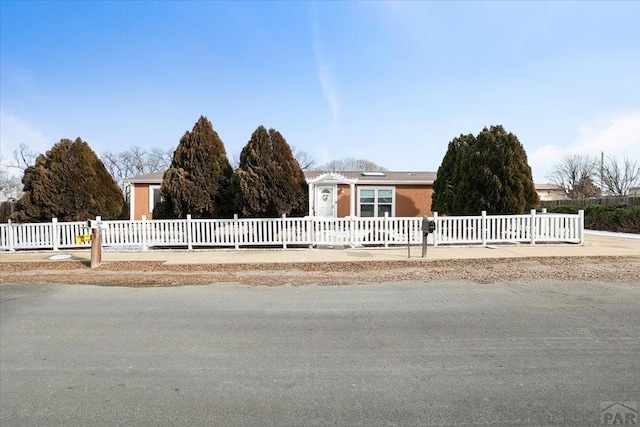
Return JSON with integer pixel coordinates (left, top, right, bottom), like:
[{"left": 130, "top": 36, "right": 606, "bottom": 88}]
[{"left": 316, "top": 186, "right": 336, "bottom": 217}]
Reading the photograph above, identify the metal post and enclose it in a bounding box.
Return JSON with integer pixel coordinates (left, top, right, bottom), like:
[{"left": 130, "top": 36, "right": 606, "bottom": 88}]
[
  {"left": 421, "top": 216, "right": 428, "bottom": 258},
  {"left": 422, "top": 232, "right": 427, "bottom": 258}
]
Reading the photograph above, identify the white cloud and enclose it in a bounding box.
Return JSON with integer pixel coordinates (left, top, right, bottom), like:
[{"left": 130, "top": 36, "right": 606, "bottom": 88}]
[
  {"left": 572, "top": 113, "right": 640, "bottom": 154},
  {"left": 0, "top": 110, "right": 49, "bottom": 177},
  {"left": 530, "top": 111, "right": 640, "bottom": 182}
]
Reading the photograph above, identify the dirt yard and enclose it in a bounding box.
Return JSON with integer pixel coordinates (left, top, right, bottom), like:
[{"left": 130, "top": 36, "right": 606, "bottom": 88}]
[{"left": 1, "top": 256, "right": 638, "bottom": 287}]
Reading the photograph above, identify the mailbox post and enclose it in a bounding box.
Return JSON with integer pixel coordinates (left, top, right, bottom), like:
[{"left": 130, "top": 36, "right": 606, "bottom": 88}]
[
  {"left": 421, "top": 216, "right": 436, "bottom": 258},
  {"left": 88, "top": 219, "right": 104, "bottom": 268}
]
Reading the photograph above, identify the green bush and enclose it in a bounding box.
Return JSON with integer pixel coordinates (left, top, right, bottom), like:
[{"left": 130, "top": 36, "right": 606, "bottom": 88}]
[
  {"left": 545, "top": 205, "right": 639, "bottom": 234},
  {"left": 542, "top": 205, "right": 578, "bottom": 214}
]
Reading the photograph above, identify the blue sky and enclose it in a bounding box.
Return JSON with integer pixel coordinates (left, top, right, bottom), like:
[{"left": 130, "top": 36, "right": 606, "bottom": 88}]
[{"left": 1, "top": 1, "right": 639, "bottom": 183}]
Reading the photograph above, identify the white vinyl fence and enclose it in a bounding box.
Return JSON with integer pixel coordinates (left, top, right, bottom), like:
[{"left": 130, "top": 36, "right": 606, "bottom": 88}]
[{"left": 0, "top": 210, "right": 584, "bottom": 252}]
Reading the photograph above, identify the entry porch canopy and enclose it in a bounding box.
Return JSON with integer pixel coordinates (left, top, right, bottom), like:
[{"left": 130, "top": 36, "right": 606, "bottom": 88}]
[{"left": 307, "top": 172, "right": 358, "bottom": 217}]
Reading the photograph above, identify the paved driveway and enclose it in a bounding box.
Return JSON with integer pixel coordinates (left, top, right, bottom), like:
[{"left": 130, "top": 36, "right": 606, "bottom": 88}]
[{"left": 1, "top": 281, "right": 639, "bottom": 426}]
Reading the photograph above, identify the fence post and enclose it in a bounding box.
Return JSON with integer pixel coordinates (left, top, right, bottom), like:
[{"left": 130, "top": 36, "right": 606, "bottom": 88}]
[
  {"left": 141, "top": 215, "right": 148, "bottom": 251},
  {"left": 281, "top": 214, "right": 287, "bottom": 249},
  {"left": 234, "top": 214, "right": 239, "bottom": 250},
  {"left": 186, "top": 214, "right": 193, "bottom": 250},
  {"left": 433, "top": 212, "right": 439, "bottom": 247},
  {"left": 530, "top": 209, "right": 537, "bottom": 245},
  {"left": 8, "top": 219, "right": 15, "bottom": 252},
  {"left": 349, "top": 216, "right": 355, "bottom": 248},
  {"left": 384, "top": 212, "right": 389, "bottom": 248},
  {"left": 51, "top": 218, "right": 59, "bottom": 251},
  {"left": 481, "top": 211, "right": 487, "bottom": 246},
  {"left": 578, "top": 209, "right": 585, "bottom": 244}
]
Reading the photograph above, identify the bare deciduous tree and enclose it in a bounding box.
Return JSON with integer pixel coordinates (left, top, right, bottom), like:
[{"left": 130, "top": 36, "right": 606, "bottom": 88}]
[
  {"left": 0, "top": 144, "right": 40, "bottom": 202},
  {"left": 12, "top": 143, "right": 38, "bottom": 171},
  {"left": 601, "top": 155, "right": 640, "bottom": 196},
  {"left": 101, "top": 146, "right": 174, "bottom": 198},
  {"left": 317, "top": 157, "right": 387, "bottom": 172},
  {"left": 546, "top": 153, "right": 600, "bottom": 199},
  {"left": 291, "top": 146, "right": 317, "bottom": 171}
]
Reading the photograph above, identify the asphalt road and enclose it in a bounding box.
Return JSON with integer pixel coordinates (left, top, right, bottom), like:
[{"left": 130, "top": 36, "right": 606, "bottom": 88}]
[{"left": 1, "top": 281, "right": 639, "bottom": 426}]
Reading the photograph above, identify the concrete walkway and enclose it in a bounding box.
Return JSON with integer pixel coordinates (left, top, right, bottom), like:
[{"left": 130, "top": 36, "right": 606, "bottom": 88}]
[{"left": 0, "top": 232, "right": 637, "bottom": 265}]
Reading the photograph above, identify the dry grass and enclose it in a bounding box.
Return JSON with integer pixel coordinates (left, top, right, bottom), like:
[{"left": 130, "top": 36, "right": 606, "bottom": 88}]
[{"left": 1, "top": 256, "right": 638, "bottom": 287}]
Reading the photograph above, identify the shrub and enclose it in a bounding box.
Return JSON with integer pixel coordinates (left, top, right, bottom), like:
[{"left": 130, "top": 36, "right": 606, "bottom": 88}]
[{"left": 546, "top": 205, "right": 640, "bottom": 233}]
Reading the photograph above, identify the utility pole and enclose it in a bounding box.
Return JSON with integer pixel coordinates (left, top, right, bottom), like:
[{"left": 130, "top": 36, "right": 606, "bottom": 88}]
[{"left": 600, "top": 151, "right": 604, "bottom": 196}]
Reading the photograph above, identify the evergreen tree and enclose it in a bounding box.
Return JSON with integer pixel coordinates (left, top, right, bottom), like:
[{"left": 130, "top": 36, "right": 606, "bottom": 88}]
[
  {"left": 232, "top": 126, "right": 307, "bottom": 217},
  {"left": 431, "top": 133, "right": 473, "bottom": 215},
  {"left": 432, "top": 125, "right": 538, "bottom": 215},
  {"left": 12, "top": 138, "right": 125, "bottom": 222},
  {"left": 157, "top": 116, "right": 233, "bottom": 218}
]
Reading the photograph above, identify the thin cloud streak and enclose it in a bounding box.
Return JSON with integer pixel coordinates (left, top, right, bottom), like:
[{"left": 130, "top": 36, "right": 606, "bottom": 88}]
[{"left": 310, "top": 10, "right": 340, "bottom": 133}]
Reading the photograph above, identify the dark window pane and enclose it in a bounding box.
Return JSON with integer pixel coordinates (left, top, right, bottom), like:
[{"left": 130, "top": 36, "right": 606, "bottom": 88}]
[
  {"left": 360, "top": 204, "right": 374, "bottom": 217},
  {"left": 378, "top": 204, "right": 392, "bottom": 217}
]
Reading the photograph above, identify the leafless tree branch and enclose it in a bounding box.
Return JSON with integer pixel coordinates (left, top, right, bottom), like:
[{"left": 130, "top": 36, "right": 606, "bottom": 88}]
[
  {"left": 602, "top": 155, "right": 640, "bottom": 196},
  {"left": 545, "top": 153, "right": 600, "bottom": 199}
]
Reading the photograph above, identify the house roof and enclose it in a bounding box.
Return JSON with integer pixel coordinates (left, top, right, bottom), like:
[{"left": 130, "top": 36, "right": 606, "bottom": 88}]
[
  {"left": 126, "top": 172, "right": 164, "bottom": 184},
  {"left": 535, "top": 183, "right": 564, "bottom": 191},
  {"left": 304, "top": 171, "right": 437, "bottom": 185},
  {"left": 125, "top": 170, "right": 558, "bottom": 190},
  {"left": 125, "top": 170, "right": 438, "bottom": 185}
]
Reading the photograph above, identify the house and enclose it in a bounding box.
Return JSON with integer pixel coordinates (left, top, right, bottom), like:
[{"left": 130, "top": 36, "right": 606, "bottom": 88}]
[
  {"left": 535, "top": 183, "right": 567, "bottom": 201},
  {"left": 126, "top": 172, "right": 164, "bottom": 220},
  {"left": 306, "top": 171, "right": 435, "bottom": 218},
  {"left": 125, "top": 170, "right": 436, "bottom": 220}
]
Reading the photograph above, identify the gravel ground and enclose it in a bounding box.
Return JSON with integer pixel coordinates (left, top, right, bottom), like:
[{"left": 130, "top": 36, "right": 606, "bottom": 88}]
[{"left": 1, "top": 256, "right": 638, "bottom": 286}]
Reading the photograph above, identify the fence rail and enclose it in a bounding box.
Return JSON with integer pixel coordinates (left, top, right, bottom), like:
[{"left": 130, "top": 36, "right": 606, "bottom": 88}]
[
  {"left": 539, "top": 196, "right": 640, "bottom": 208},
  {"left": 0, "top": 210, "right": 584, "bottom": 252}
]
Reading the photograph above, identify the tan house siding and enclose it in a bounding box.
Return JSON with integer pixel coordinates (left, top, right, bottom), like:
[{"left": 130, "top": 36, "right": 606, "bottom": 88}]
[
  {"left": 133, "top": 183, "right": 153, "bottom": 220},
  {"left": 396, "top": 185, "right": 433, "bottom": 217},
  {"left": 336, "top": 184, "right": 351, "bottom": 217},
  {"left": 535, "top": 184, "right": 568, "bottom": 202},
  {"left": 333, "top": 184, "right": 433, "bottom": 217}
]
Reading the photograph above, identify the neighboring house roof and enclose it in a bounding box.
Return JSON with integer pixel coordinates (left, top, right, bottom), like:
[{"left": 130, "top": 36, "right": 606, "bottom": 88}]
[
  {"left": 304, "top": 171, "right": 437, "bottom": 185},
  {"left": 126, "top": 172, "right": 164, "bottom": 184},
  {"left": 535, "top": 183, "right": 564, "bottom": 191}
]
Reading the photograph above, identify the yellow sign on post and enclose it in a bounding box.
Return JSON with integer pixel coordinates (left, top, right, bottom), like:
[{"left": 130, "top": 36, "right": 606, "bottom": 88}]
[{"left": 75, "top": 234, "right": 92, "bottom": 244}]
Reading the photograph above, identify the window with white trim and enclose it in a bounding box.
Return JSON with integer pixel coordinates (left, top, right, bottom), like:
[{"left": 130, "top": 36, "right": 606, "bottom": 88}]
[
  {"left": 149, "top": 185, "right": 162, "bottom": 213},
  {"left": 358, "top": 187, "right": 394, "bottom": 217}
]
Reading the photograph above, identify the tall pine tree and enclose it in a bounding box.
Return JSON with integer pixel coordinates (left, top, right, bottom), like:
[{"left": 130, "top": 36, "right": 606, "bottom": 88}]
[
  {"left": 432, "top": 125, "right": 539, "bottom": 215},
  {"left": 431, "top": 133, "right": 473, "bottom": 215},
  {"left": 157, "top": 116, "right": 233, "bottom": 218},
  {"left": 12, "top": 138, "right": 125, "bottom": 222},
  {"left": 232, "top": 126, "right": 307, "bottom": 217}
]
